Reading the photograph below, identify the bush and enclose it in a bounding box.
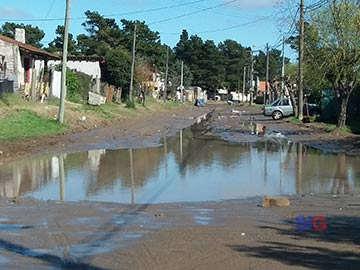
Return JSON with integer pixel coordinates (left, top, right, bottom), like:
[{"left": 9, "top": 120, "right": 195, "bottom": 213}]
[
  {"left": 125, "top": 99, "right": 136, "bottom": 109},
  {"left": 66, "top": 69, "right": 92, "bottom": 104}
]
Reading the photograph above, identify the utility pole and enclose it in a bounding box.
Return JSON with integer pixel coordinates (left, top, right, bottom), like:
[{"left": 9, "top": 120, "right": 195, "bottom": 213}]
[
  {"left": 264, "top": 43, "right": 270, "bottom": 105},
  {"left": 298, "top": 0, "right": 305, "bottom": 120},
  {"left": 180, "top": 60, "right": 184, "bottom": 102},
  {"left": 250, "top": 51, "right": 254, "bottom": 105},
  {"left": 129, "top": 24, "right": 137, "bottom": 102},
  {"left": 242, "top": 66, "right": 246, "bottom": 103},
  {"left": 281, "top": 36, "right": 286, "bottom": 97},
  {"left": 58, "top": 0, "right": 71, "bottom": 124},
  {"left": 164, "top": 46, "right": 169, "bottom": 102}
]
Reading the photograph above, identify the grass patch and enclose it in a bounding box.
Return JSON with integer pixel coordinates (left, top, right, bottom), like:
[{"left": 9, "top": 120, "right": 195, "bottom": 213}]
[
  {"left": 0, "top": 110, "right": 66, "bottom": 141},
  {"left": 288, "top": 116, "right": 302, "bottom": 124},
  {"left": 322, "top": 123, "right": 351, "bottom": 133},
  {"left": 0, "top": 93, "right": 27, "bottom": 107}
]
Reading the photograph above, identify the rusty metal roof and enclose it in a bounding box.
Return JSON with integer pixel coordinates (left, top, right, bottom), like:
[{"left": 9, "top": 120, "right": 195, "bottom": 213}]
[{"left": 0, "top": 34, "right": 60, "bottom": 60}]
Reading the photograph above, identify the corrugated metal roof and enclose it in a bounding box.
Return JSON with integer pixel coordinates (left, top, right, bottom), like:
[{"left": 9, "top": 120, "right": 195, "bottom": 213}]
[{"left": 0, "top": 34, "right": 60, "bottom": 60}]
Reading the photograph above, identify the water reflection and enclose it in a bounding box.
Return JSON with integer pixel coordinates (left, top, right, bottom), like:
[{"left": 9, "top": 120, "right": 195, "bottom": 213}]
[{"left": 0, "top": 124, "right": 360, "bottom": 204}]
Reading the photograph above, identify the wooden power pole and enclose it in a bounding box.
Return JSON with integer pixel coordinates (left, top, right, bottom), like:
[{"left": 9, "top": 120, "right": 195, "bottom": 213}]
[
  {"left": 164, "top": 46, "right": 169, "bottom": 102},
  {"left": 298, "top": 0, "right": 305, "bottom": 120},
  {"left": 129, "top": 24, "right": 137, "bottom": 102},
  {"left": 180, "top": 60, "right": 184, "bottom": 102},
  {"left": 242, "top": 66, "right": 246, "bottom": 102},
  {"left": 264, "top": 43, "right": 270, "bottom": 105},
  {"left": 58, "top": 0, "right": 71, "bottom": 124},
  {"left": 250, "top": 51, "right": 254, "bottom": 105}
]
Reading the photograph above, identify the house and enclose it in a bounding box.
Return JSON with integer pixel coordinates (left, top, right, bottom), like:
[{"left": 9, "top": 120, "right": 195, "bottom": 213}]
[
  {"left": 48, "top": 56, "right": 102, "bottom": 98},
  {"left": 0, "top": 28, "right": 59, "bottom": 97}
]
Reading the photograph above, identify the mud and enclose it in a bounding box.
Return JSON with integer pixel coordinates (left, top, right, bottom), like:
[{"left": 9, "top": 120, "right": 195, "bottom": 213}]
[
  {"left": 0, "top": 195, "right": 358, "bottom": 269},
  {"left": 0, "top": 104, "right": 360, "bottom": 269}
]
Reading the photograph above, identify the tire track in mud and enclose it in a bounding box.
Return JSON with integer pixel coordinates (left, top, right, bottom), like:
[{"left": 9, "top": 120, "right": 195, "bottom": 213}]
[{"left": 45, "top": 204, "right": 82, "bottom": 268}]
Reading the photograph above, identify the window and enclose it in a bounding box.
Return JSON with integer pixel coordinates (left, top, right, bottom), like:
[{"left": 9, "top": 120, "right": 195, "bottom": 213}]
[{"left": 281, "top": 99, "right": 290, "bottom": 106}]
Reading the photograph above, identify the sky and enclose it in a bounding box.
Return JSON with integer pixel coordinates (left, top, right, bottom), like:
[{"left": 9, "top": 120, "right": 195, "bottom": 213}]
[{"left": 0, "top": 0, "right": 306, "bottom": 60}]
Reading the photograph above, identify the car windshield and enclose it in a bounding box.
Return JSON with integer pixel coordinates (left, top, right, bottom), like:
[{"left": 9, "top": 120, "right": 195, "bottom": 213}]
[{"left": 270, "top": 99, "right": 280, "bottom": 106}]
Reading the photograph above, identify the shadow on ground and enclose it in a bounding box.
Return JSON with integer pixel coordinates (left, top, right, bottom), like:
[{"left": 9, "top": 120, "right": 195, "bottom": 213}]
[{"left": 229, "top": 215, "right": 360, "bottom": 270}]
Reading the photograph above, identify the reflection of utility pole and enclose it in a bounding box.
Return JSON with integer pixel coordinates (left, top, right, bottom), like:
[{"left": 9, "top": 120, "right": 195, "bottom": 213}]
[
  {"left": 296, "top": 144, "right": 303, "bottom": 194},
  {"left": 164, "top": 46, "right": 169, "bottom": 102},
  {"left": 58, "top": 0, "right": 71, "bottom": 124},
  {"left": 242, "top": 66, "right": 246, "bottom": 102},
  {"left": 130, "top": 149, "right": 135, "bottom": 205},
  {"left": 265, "top": 43, "right": 270, "bottom": 105},
  {"left": 298, "top": 0, "right": 305, "bottom": 120},
  {"left": 264, "top": 141, "right": 267, "bottom": 183},
  {"left": 164, "top": 135, "right": 168, "bottom": 179},
  {"left": 129, "top": 24, "right": 137, "bottom": 102},
  {"left": 180, "top": 129, "right": 183, "bottom": 161},
  {"left": 59, "top": 155, "right": 65, "bottom": 201},
  {"left": 279, "top": 143, "right": 283, "bottom": 194}
]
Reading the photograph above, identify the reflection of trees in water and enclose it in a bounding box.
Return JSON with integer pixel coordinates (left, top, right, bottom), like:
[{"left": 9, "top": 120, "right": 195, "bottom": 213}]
[
  {"left": 95, "top": 147, "right": 165, "bottom": 192},
  {"left": 331, "top": 154, "right": 349, "bottom": 194},
  {"left": 2, "top": 127, "right": 360, "bottom": 199}
]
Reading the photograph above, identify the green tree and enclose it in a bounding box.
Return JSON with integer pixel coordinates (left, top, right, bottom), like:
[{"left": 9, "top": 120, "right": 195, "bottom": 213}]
[
  {"left": 306, "top": 0, "right": 360, "bottom": 127},
  {"left": 0, "top": 22, "right": 45, "bottom": 48},
  {"left": 174, "top": 31, "right": 224, "bottom": 91},
  {"left": 77, "top": 10, "right": 123, "bottom": 56},
  {"left": 47, "top": 25, "right": 78, "bottom": 55},
  {"left": 218, "top": 39, "right": 249, "bottom": 91},
  {"left": 104, "top": 46, "right": 131, "bottom": 91}
]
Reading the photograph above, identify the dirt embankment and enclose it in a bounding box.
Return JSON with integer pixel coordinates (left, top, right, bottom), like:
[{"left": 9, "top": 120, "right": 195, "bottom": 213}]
[
  {"left": 0, "top": 104, "right": 213, "bottom": 164},
  {"left": 2, "top": 103, "right": 360, "bottom": 164}
]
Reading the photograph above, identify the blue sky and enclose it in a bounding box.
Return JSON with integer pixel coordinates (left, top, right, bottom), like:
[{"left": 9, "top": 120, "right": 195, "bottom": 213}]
[{"left": 0, "top": 0, "right": 306, "bottom": 60}]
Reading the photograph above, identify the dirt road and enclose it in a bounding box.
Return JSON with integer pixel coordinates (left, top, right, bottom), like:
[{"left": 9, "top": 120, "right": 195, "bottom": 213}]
[
  {"left": 0, "top": 195, "right": 359, "bottom": 270},
  {"left": 0, "top": 103, "right": 359, "bottom": 269}
]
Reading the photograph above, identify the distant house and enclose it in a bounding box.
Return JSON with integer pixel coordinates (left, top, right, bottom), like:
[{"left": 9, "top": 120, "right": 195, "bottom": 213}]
[
  {"left": 48, "top": 56, "right": 102, "bottom": 98},
  {"left": 0, "top": 28, "right": 59, "bottom": 97}
]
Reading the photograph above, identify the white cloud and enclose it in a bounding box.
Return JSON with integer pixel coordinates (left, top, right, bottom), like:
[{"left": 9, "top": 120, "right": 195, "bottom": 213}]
[
  {"left": 226, "top": 0, "right": 280, "bottom": 9},
  {"left": 0, "top": 7, "right": 31, "bottom": 18}
]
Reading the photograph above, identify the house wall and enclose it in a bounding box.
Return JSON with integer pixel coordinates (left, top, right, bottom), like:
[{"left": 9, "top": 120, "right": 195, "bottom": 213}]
[
  {"left": 48, "top": 60, "right": 101, "bottom": 79},
  {"left": 0, "top": 39, "right": 22, "bottom": 93}
]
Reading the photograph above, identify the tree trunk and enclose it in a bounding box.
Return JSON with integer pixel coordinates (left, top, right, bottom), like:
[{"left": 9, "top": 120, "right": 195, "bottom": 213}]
[
  {"left": 337, "top": 94, "right": 348, "bottom": 128},
  {"left": 336, "top": 84, "right": 352, "bottom": 128},
  {"left": 289, "top": 90, "right": 298, "bottom": 118}
]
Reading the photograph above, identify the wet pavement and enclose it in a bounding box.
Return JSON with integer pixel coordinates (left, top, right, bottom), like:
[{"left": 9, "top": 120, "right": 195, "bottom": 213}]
[{"left": 0, "top": 122, "right": 359, "bottom": 204}]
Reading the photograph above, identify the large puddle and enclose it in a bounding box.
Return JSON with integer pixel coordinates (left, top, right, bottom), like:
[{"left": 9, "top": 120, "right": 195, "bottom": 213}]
[{"left": 0, "top": 123, "right": 359, "bottom": 204}]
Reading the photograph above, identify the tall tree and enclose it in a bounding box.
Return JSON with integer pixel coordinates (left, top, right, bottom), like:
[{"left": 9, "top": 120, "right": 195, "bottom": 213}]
[
  {"left": 47, "top": 25, "right": 78, "bottom": 55},
  {"left": 307, "top": 0, "right": 360, "bottom": 127},
  {"left": 174, "top": 31, "right": 224, "bottom": 91},
  {"left": 77, "top": 10, "right": 123, "bottom": 56},
  {"left": 218, "top": 39, "right": 249, "bottom": 91},
  {"left": 0, "top": 22, "right": 45, "bottom": 48}
]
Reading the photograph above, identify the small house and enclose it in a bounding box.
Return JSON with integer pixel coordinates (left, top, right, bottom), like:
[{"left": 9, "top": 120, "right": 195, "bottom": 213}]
[{"left": 0, "top": 28, "right": 59, "bottom": 97}]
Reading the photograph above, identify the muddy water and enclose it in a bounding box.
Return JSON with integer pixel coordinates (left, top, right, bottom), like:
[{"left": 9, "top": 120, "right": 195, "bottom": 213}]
[{"left": 0, "top": 123, "right": 359, "bottom": 204}]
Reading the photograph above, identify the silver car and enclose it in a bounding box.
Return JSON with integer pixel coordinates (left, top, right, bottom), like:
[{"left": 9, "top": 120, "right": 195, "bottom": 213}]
[{"left": 263, "top": 98, "right": 294, "bottom": 120}]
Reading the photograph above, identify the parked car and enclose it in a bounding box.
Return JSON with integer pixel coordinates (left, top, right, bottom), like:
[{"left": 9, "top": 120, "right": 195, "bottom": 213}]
[
  {"left": 263, "top": 98, "right": 321, "bottom": 120},
  {"left": 263, "top": 98, "right": 294, "bottom": 120}
]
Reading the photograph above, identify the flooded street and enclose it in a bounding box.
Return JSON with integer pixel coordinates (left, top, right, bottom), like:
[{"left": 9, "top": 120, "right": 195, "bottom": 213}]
[
  {"left": 1, "top": 122, "right": 359, "bottom": 204},
  {"left": 0, "top": 107, "right": 359, "bottom": 270}
]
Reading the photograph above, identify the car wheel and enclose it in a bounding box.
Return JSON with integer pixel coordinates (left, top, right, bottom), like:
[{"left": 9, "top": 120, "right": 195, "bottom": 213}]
[{"left": 272, "top": 110, "right": 283, "bottom": 120}]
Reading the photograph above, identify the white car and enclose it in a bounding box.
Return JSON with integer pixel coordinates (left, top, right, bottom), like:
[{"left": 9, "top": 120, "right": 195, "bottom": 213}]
[{"left": 263, "top": 98, "right": 294, "bottom": 120}]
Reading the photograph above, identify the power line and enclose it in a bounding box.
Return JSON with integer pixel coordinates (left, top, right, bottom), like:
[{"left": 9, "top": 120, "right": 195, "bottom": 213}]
[
  {"left": 0, "top": 0, "right": 209, "bottom": 22},
  {"left": 170, "top": 0, "right": 262, "bottom": 19},
  {"left": 148, "top": 0, "right": 238, "bottom": 25},
  {"left": 160, "top": 11, "right": 282, "bottom": 36}
]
